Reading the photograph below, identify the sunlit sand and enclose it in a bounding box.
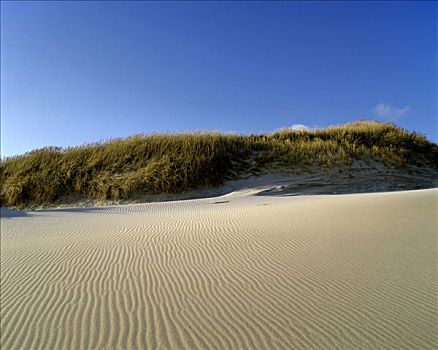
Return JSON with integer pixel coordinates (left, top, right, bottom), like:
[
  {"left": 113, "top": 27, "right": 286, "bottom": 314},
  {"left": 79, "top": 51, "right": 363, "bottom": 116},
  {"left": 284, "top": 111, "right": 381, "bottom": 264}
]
[{"left": 1, "top": 188, "right": 437, "bottom": 349}]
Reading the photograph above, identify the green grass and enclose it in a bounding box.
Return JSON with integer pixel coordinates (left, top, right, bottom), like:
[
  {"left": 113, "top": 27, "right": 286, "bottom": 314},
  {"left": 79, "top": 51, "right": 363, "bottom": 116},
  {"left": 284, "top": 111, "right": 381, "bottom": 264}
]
[{"left": 1, "top": 120, "right": 437, "bottom": 208}]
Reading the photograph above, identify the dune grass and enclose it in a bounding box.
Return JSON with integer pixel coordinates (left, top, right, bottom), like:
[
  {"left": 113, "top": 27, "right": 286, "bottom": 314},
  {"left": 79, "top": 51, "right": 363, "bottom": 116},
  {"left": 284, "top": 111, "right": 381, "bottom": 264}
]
[{"left": 1, "top": 120, "right": 437, "bottom": 208}]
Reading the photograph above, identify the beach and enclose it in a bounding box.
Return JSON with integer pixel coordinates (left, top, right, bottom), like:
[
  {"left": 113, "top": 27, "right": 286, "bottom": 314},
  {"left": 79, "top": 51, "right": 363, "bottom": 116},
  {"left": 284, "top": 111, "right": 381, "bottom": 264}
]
[{"left": 1, "top": 188, "right": 437, "bottom": 349}]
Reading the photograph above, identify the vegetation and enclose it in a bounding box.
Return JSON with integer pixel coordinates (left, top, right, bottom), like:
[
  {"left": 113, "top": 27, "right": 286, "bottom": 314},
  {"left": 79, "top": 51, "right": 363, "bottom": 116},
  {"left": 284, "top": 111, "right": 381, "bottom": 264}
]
[{"left": 1, "top": 120, "right": 437, "bottom": 208}]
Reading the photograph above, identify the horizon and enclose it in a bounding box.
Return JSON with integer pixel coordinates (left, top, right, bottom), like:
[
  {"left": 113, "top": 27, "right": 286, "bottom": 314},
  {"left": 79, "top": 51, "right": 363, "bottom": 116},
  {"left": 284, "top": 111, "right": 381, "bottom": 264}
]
[
  {"left": 0, "top": 119, "right": 435, "bottom": 160},
  {"left": 1, "top": 1, "right": 437, "bottom": 157}
]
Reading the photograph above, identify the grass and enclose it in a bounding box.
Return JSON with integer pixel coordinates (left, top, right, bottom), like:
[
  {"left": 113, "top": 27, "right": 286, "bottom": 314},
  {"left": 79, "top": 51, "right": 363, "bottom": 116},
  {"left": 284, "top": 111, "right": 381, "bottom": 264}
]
[{"left": 1, "top": 120, "right": 437, "bottom": 208}]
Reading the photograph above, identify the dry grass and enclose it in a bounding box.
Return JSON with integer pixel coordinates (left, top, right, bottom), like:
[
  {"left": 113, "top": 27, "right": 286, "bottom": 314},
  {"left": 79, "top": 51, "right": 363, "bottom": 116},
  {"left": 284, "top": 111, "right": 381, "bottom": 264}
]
[{"left": 1, "top": 120, "right": 437, "bottom": 208}]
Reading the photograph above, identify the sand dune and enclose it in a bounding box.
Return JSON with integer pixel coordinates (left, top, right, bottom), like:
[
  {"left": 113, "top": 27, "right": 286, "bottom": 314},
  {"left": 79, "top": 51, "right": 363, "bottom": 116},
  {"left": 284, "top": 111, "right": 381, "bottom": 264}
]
[{"left": 1, "top": 189, "right": 437, "bottom": 349}]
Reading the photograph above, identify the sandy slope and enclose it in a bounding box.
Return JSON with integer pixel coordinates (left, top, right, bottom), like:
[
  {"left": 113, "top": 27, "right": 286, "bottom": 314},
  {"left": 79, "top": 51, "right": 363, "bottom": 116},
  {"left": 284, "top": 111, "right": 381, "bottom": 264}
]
[{"left": 1, "top": 189, "right": 437, "bottom": 349}]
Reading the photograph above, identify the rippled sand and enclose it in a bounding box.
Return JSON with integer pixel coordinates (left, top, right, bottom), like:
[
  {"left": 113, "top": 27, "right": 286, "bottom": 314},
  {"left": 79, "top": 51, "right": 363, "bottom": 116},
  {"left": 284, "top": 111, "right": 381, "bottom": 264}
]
[{"left": 1, "top": 189, "right": 437, "bottom": 349}]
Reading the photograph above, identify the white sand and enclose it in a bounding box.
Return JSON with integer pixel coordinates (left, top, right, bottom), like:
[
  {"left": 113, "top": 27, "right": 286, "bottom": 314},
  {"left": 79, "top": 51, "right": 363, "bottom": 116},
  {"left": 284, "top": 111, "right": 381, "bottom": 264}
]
[{"left": 1, "top": 189, "right": 437, "bottom": 349}]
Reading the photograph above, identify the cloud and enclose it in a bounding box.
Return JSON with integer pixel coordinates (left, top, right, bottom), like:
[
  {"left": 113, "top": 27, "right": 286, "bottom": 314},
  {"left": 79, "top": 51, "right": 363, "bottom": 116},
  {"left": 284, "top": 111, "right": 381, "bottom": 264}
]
[
  {"left": 374, "top": 102, "right": 410, "bottom": 120},
  {"left": 289, "top": 124, "right": 311, "bottom": 131}
]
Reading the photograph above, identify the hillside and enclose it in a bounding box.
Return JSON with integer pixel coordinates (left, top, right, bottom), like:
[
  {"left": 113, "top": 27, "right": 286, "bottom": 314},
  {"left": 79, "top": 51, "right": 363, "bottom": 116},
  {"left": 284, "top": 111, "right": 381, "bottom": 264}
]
[{"left": 1, "top": 120, "right": 437, "bottom": 209}]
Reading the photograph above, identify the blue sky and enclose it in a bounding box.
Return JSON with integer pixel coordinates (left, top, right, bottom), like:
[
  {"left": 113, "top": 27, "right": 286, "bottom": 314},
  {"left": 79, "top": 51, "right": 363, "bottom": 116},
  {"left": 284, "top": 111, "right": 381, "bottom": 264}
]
[{"left": 1, "top": 1, "right": 436, "bottom": 157}]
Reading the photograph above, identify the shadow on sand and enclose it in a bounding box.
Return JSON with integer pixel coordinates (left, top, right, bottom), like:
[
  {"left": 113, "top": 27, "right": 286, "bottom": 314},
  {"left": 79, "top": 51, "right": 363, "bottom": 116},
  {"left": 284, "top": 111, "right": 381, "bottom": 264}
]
[
  {"left": 1, "top": 206, "right": 116, "bottom": 218},
  {"left": 1, "top": 208, "right": 34, "bottom": 218},
  {"left": 256, "top": 179, "right": 437, "bottom": 197}
]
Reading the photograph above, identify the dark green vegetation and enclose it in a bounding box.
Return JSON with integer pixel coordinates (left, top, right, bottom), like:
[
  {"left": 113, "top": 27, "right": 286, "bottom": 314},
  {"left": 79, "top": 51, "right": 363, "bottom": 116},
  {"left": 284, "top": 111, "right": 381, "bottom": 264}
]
[{"left": 1, "top": 121, "right": 437, "bottom": 208}]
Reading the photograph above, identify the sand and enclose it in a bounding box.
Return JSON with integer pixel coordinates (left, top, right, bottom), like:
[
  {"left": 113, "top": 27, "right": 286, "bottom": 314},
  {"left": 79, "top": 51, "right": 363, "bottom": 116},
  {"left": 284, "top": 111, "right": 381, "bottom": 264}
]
[{"left": 1, "top": 188, "right": 437, "bottom": 349}]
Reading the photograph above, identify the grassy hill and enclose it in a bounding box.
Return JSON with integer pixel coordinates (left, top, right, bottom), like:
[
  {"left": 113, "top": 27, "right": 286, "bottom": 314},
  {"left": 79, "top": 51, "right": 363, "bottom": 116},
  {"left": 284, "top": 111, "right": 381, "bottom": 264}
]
[{"left": 1, "top": 120, "right": 437, "bottom": 208}]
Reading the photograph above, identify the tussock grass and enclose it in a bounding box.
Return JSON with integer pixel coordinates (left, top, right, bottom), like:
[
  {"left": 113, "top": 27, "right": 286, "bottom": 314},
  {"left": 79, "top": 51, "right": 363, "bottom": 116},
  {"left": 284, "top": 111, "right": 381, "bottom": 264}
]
[{"left": 1, "top": 120, "right": 437, "bottom": 208}]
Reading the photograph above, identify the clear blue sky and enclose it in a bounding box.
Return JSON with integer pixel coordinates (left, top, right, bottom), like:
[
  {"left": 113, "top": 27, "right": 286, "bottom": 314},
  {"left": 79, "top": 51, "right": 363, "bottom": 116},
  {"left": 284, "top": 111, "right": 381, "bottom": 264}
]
[{"left": 1, "top": 1, "right": 436, "bottom": 157}]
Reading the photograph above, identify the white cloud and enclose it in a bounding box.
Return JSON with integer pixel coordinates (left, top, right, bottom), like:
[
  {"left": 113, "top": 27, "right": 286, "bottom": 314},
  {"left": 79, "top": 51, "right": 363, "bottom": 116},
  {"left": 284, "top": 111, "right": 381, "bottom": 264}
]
[
  {"left": 289, "top": 124, "right": 311, "bottom": 131},
  {"left": 374, "top": 102, "right": 410, "bottom": 120}
]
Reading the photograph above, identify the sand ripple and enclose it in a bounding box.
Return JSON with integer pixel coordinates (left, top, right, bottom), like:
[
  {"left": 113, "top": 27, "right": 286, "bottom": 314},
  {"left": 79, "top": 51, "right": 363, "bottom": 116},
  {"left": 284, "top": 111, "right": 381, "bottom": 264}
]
[{"left": 1, "top": 189, "right": 437, "bottom": 349}]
